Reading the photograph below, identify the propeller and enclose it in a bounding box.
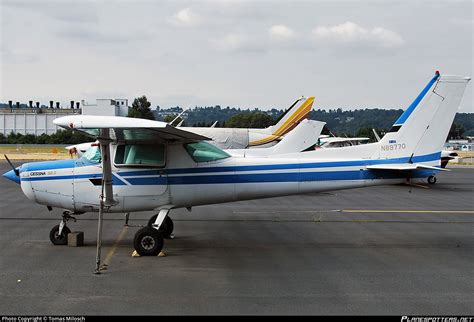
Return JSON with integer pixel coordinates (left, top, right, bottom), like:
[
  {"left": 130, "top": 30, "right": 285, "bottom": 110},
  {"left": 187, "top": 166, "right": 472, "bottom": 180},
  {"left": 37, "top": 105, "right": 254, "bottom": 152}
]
[{"left": 4, "top": 154, "right": 19, "bottom": 176}]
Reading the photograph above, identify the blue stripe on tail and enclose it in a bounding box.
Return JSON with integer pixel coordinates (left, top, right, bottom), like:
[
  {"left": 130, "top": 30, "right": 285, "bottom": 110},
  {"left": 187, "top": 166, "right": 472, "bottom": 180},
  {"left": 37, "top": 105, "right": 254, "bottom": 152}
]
[{"left": 393, "top": 72, "right": 440, "bottom": 126}]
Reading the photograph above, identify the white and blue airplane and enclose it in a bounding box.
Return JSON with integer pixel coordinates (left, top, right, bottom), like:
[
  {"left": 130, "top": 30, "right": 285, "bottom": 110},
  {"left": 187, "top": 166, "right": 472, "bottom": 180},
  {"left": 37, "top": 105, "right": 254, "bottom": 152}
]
[{"left": 2, "top": 72, "right": 470, "bottom": 264}]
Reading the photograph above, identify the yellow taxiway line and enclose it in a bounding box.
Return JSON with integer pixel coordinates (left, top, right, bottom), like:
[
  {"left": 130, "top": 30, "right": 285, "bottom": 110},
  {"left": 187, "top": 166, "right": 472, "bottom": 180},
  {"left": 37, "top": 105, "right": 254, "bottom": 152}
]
[
  {"left": 103, "top": 226, "right": 129, "bottom": 268},
  {"left": 342, "top": 210, "right": 474, "bottom": 214},
  {"left": 234, "top": 209, "right": 474, "bottom": 214}
]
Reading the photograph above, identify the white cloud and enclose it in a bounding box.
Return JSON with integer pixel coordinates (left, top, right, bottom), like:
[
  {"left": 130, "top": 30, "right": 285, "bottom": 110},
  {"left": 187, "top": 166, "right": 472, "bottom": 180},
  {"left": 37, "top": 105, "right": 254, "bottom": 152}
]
[
  {"left": 312, "top": 21, "right": 404, "bottom": 48},
  {"left": 213, "top": 33, "right": 265, "bottom": 52},
  {"left": 269, "top": 24, "right": 296, "bottom": 41},
  {"left": 3, "top": 1, "right": 99, "bottom": 24},
  {"left": 1, "top": 47, "right": 40, "bottom": 64},
  {"left": 171, "top": 8, "right": 201, "bottom": 27}
]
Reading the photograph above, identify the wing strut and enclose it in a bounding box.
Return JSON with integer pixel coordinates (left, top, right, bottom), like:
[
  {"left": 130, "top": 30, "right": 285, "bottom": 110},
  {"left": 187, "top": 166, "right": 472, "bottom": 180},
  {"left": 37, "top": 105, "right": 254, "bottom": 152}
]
[{"left": 94, "top": 128, "right": 118, "bottom": 274}]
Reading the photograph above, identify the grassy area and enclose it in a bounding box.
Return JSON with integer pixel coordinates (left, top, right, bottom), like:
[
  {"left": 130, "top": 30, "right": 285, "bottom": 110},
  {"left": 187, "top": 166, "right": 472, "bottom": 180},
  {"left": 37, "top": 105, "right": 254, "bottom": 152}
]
[
  {"left": 449, "top": 151, "right": 474, "bottom": 166},
  {"left": 456, "top": 151, "right": 474, "bottom": 158},
  {"left": 0, "top": 145, "right": 70, "bottom": 160}
]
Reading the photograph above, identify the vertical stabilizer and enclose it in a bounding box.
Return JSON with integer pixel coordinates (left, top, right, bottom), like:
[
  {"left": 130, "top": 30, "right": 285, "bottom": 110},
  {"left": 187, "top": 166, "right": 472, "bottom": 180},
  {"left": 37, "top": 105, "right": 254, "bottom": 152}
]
[
  {"left": 249, "top": 96, "right": 315, "bottom": 147},
  {"left": 269, "top": 96, "right": 315, "bottom": 136},
  {"left": 378, "top": 72, "right": 470, "bottom": 162}
]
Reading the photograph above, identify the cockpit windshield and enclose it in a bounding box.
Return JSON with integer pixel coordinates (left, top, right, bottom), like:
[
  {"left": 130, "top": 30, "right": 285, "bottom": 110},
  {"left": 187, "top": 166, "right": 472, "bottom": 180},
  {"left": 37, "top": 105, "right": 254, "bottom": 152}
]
[
  {"left": 81, "top": 145, "right": 101, "bottom": 164},
  {"left": 184, "top": 141, "right": 230, "bottom": 162}
]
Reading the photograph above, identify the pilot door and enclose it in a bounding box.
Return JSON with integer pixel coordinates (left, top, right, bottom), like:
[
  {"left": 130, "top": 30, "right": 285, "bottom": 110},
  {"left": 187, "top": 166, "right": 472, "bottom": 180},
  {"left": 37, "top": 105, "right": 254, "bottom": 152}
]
[
  {"left": 113, "top": 143, "right": 169, "bottom": 212},
  {"left": 72, "top": 145, "right": 112, "bottom": 212}
]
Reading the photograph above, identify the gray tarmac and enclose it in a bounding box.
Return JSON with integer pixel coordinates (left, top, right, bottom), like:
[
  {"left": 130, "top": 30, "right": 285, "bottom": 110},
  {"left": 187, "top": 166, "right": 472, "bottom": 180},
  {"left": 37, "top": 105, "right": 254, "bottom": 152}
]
[{"left": 0, "top": 161, "right": 473, "bottom": 315}]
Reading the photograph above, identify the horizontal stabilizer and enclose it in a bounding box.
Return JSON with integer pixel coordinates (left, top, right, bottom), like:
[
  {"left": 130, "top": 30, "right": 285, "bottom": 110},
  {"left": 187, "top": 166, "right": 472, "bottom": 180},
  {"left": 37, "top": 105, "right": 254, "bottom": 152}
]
[
  {"left": 269, "top": 119, "right": 324, "bottom": 155},
  {"left": 367, "top": 164, "right": 449, "bottom": 172},
  {"left": 228, "top": 119, "right": 325, "bottom": 157}
]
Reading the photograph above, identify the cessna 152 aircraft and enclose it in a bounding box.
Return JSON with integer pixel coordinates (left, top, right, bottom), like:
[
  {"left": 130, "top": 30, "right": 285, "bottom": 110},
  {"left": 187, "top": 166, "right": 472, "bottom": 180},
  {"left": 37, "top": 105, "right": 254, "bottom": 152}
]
[{"left": 2, "top": 72, "right": 470, "bottom": 271}]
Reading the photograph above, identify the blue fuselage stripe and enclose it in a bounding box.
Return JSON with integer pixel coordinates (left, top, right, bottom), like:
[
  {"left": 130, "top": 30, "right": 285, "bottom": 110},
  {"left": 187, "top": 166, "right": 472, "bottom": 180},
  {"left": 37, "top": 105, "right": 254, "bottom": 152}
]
[
  {"left": 24, "top": 169, "right": 434, "bottom": 185},
  {"left": 20, "top": 158, "right": 440, "bottom": 185},
  {"left": 117, "top": 152, "right": 441, "bottom": 176},
  {"left": 19, "top": 152, "right": 441, "bottom": 184},
  {"left": 127, "top": 169, "right": 433, "bottom": 185},
  {"left": 22, "top": 173, "right": 127, "bottom": 185}
]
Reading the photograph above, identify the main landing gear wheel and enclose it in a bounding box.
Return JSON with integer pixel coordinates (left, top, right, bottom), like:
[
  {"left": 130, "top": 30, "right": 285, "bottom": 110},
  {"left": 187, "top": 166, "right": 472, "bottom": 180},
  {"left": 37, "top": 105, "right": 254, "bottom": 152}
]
[
  {"left": 49, "top": 225, "right": 71, "bottom": 245},
  {"left": 147, "top": 215, "right": 174, "bottom": 238},
  {"left": 134, "top": 226, "right": 164, "bottom": 256},
  {"left": 428, "top": 175, "right": 437, "bottom": 185}
]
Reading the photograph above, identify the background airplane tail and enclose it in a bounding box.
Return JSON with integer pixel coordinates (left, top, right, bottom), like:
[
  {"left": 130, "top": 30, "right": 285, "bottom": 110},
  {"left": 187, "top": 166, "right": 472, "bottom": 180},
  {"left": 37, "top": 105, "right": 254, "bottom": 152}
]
[
  {"left": 268, "top": 119, "right": 325, "bottom": 155},
  {"left": 267, "top": 96, "right": 315, "bottom": 136},
  {"left": 378, "top": 72, "right": 470, "bottom": 162}
]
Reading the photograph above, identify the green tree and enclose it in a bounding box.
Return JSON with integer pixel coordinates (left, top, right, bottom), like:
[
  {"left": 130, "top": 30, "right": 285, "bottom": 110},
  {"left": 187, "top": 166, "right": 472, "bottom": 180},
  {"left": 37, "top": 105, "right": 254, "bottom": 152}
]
[
  {"left": 7, "top": 132, "right": 23, "bottom": 144},
  {"left": 355, "top": 127, "right": 379, "bottom": 142},
  {"left": 128, "top": 95, "right": 155, "bottom": 120},
  {"left": 36, "top": 133, "right": 50, "bottom": 144},
  {"left": 163, "top": 114, "right": 184, "bottom": 126},
  {"left": 225, "top": 112, "right": 274, "bottom": 128},
  {"left": 448, "top": 122, "right": 465, "bottom": 140}
]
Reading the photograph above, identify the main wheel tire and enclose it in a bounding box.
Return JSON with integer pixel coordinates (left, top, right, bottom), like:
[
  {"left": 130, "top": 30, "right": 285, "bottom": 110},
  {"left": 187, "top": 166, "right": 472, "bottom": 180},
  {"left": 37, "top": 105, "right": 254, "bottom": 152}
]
[
  {"left": 428, "top": 175, "right": 437, "bottom": 185},
  {"left": 147, "top": 215, "right": 174, "bottom": 238},
  {"left": 49, "top": 225, "right": 71, "bottom": 245},
  {"left": 133, "top": 226, "right": 164, "bottom": 256}
]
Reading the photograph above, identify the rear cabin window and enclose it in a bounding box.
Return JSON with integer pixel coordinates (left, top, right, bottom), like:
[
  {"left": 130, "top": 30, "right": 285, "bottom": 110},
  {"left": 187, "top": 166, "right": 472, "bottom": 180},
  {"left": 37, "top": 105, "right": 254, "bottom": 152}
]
[
  {"left": 114, "top": 144, "right": 165, "bottom": 167},
  {"left": 184, "top": 141, "right": 230, "bottom": 163}
]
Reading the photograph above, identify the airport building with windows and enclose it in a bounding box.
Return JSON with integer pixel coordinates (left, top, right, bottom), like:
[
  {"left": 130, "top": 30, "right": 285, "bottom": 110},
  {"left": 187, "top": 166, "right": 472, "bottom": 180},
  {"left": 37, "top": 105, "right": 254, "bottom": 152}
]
[{"left": 0, "top": 99, "right": 128, "bottom": 135}]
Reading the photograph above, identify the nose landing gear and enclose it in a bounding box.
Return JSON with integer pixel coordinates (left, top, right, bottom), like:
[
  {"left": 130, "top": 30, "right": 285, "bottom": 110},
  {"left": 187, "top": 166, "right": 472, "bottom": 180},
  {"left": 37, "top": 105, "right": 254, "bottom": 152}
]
[
  {"left": 49, "top": 225, "right": 71, "bottom": 245},
  {"left": 49, "top": 211, "right": 78, "bottom": 245}
]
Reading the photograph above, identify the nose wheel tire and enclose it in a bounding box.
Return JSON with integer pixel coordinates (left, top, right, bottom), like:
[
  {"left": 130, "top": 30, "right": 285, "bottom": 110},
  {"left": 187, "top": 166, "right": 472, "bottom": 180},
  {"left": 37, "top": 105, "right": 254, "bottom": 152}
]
[
  {"left": 49, "top": 225, "right": 71, "bottom": 245},
  {"left": 134, "top": 226, "right": 164, "bottom": 256},
  {"left": 147, "top": 215, "right": 174, "bottom": 238},
  {"left": 428, "top": 175, "right": 437, "bottom": 185}
]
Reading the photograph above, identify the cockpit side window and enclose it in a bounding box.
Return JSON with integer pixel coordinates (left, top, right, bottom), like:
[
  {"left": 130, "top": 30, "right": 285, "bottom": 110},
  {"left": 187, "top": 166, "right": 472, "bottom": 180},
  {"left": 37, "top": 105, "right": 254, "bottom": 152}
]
[{"left": 114, "top": 144, "right": 166, "bottom": 167}]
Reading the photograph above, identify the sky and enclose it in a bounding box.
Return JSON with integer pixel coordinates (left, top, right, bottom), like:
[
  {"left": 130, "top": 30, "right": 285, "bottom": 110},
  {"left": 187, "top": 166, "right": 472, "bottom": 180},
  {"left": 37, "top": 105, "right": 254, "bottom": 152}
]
[{"left": 0, "top": 0, "right": 472, "bottom": 112}]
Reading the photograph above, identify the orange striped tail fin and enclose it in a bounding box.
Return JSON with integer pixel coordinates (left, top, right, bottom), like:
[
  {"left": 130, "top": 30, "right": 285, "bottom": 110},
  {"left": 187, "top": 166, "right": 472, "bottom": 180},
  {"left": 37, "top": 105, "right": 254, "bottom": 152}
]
[{"left": 271, "top": 96, "right": 314, "bottom": 137}]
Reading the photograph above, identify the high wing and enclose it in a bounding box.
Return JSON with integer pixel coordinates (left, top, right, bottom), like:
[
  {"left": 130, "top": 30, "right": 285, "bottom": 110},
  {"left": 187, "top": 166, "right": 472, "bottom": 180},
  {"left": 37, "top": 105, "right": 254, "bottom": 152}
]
[
  {"left": 366, "top": 164, "right": 450, "bottom": 172},
  {"left": 54, "top": 115, "right": 210, "bottom": 143}
]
